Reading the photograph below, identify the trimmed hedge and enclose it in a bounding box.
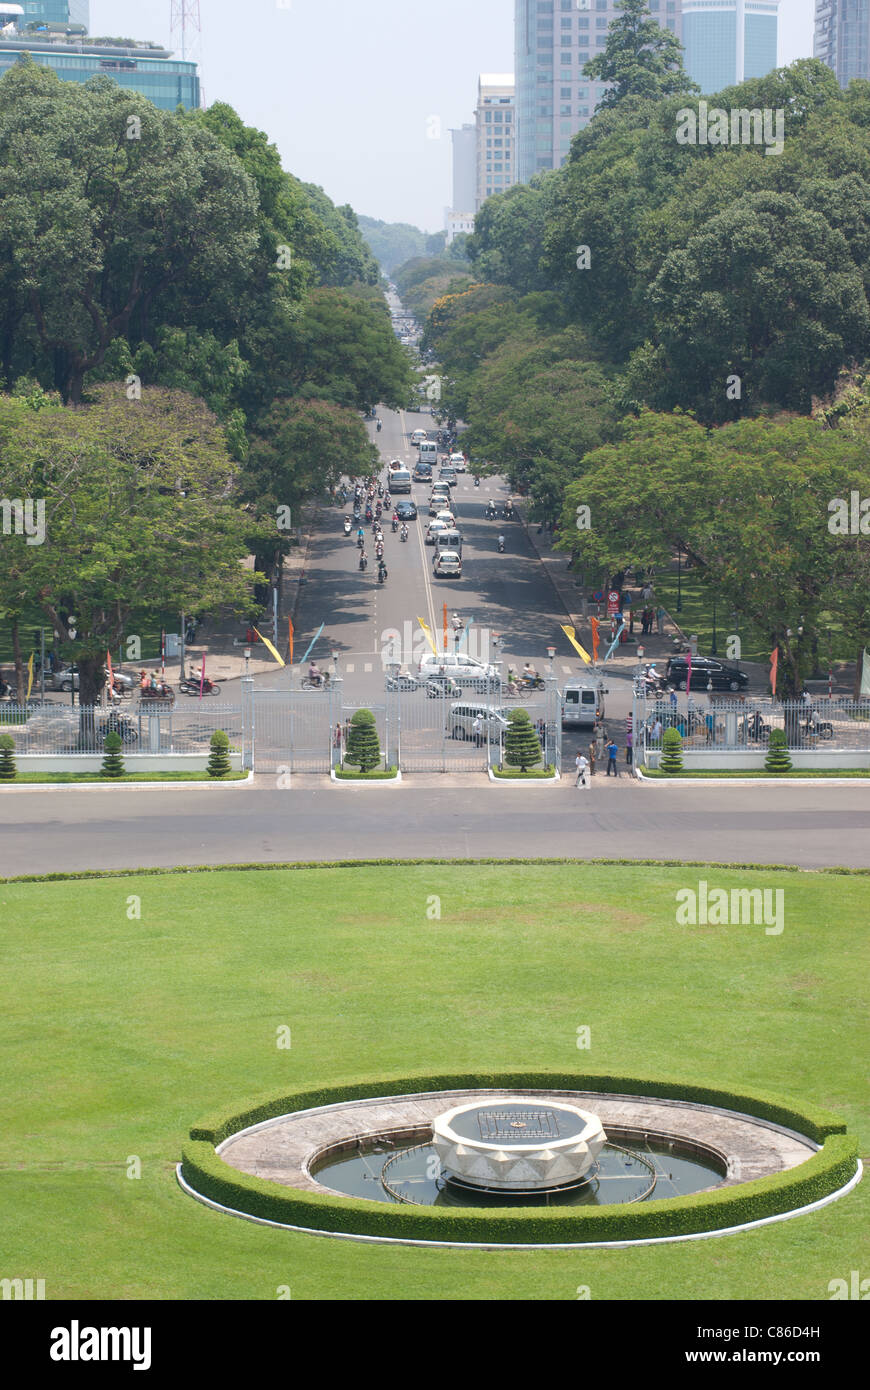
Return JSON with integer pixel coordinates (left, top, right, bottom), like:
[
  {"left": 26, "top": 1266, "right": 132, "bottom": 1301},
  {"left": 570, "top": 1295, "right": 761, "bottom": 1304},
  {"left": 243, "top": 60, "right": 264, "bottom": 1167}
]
[{"left": 180, "top": 1072, "right": 855, "bottom": 1245}]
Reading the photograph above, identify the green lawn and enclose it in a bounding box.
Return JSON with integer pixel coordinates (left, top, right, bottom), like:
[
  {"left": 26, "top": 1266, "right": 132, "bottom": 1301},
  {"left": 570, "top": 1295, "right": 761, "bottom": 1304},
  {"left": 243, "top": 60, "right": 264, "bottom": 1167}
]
[
  {"left": 0, "top": 771, "right": 248, "bottom": 784},
  {"left": 0, "top": 863, "right": 866, "bottom": 1301}
]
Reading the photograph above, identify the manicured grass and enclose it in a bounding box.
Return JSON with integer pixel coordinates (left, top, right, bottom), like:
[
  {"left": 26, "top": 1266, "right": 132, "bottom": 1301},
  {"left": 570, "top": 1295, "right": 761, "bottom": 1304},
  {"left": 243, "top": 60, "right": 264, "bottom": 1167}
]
[
  {"left": 0, "top": 863, "right": 865, "bottom": 1301},
  {"left": 0, "top": 771, "right": 248, "bottom": 784},
  {"left": 641, "top": 767, "right": 870, "bottom": 779},
  {"left": 493, "top": 766, "right": 556, "bottom": 778},
  {"left": 335, "top": 765, "right": 398, "bottom": 780}
]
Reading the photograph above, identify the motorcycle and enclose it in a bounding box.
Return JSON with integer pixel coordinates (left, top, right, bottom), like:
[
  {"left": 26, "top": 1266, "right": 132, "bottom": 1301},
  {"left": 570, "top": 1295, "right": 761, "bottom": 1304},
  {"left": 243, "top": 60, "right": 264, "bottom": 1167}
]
[
  {"left": 519, "top": 674, "right": 545, "bottom": 691},
  {"left": 400, "top": 525, "right": 409, "bottom": 542},
  {"left": 378, "top": 564, "right": 388, "bottom": 585},
  {"left": 377, "top": 483, "right": 384, "bottom": 497},
  {"left": 504, "top": 502, "right": 514, "bottom": 519},
  {"left": 343, "top": 518, "right": 352, "bottom": 537},
  {"left": 302, "top": 671, "right": 332, "bottom": 691},
  {"left": 376, "top": 420, "right": 382, "bottom": 432},
  {"left": 384, "top": 493, "right": 392, "bottom": 509},
  {"left": 359, "top": 554, "right": 368, "bottom": 571},
  {"left": 391, "top": 518, "right": 399, "bottom": 533},
  {"left": 375, "top": 545, "right": 384, "bottom": 561},
  {"left": 386, "top": 670, "right": 419, "bottom": 692},
  {"left": 179, "top": 674, "right": 221, "bottom": 696},
  {"left": 101, "top": 713, "right": 138, "bottom": 746},
  {"left": 474, "top": 477, "right": 480, "bottom": 488},
  {"left": 140, "top": 682, "right": 174, "bottom": 705},
  {"left": 365, "top": 508, "right": 373, "bottom": 523},
  {"left": 741, "top": 714, "right": 771, "bottom": 743},
  {"left": 485, "top": 504, "right": 496, "bottom": 520},
  {"left": 497, "top": 536, "right": 505, "bottom": 553},
  {"left": 357, "top": 534, "right": 365, "bottom": 549}
]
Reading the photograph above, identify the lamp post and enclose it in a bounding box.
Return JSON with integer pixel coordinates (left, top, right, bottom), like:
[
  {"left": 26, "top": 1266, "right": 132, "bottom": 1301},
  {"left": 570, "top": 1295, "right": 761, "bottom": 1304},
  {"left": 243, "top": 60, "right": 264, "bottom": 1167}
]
[
  {"left": 332, "top": 648, "right": 340, "bottom": 683},
  {"left": 676, "top": 545, "right": 683, "bottom": 614},
  {"left": 244, "top": 647, "right": 251, "bottom": 679}
]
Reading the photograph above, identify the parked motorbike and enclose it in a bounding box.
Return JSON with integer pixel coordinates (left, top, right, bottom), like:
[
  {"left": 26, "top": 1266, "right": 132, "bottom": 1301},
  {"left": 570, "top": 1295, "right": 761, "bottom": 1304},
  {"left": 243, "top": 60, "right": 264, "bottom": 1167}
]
[{"left": 102, "top": 712, "right": 138, "bottom": 745}]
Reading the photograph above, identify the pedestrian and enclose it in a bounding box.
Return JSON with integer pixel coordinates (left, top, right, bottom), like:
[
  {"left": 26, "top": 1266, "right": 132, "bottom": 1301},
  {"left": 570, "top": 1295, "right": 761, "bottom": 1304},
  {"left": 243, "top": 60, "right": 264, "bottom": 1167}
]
[
  {"left": 606, "top": 739, "right": 619, "bottom": 776},
  {"left": 472, "top": 714, "right": 483, "bottom": 747},
  {"left": 652, "top": 717, "right": 663, "bottom": 744},
  {"left": 669, "top": 689, "right": 678, "bottom": 711},
  {"left": 575, "top": 751, "right": 589, "bottom": 788},
  {"left": 587, "top": 739, "right": 597, "bottom": 776},
  {"left": 642, "top": 582, "right": 653, "bottom": 605},
  {"left": 656, "top": 606, "right": 666, "bottom": 636},
  {"left": 626, "top": 726, "right": 633, "bottom": 766}
]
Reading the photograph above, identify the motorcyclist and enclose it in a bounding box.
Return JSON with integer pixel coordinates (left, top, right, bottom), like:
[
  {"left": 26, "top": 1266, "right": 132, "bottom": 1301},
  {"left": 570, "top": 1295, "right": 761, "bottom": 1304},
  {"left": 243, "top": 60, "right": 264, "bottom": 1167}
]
[
  {"left": 497, "top": 534, "right": 505, "bottom": 552},
  {"left": 400, "top": 523, "right": 409, "bottom": 541},
  {"left": 357, "top": 528, "right": 365, "bottom": 547},
  {"left": 378, "top": 559, "right": 388, "bottom": 583},
  {"left": 391, "top": 512, "right": 399, "bottom": 532},
  {"left": 359, "top": 550, "right": 368, "bottom": 571},
  {"left": 309, "top": 661, "right": 322, "bottom": 687},
  {"left": 523, "top": 663, "right": 538, "bottom": 685}
]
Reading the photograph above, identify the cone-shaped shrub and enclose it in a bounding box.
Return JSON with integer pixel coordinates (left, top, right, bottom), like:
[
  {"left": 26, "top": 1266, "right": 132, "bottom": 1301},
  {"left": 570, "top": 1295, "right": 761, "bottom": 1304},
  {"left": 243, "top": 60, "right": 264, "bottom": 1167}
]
[
  {"left": 207, "top": 729, "right": 232, "bottom": 778},
  {"left": 100, "top": 731, "right": 125, "bottom": 779},
  {"left": 660, "top": 726, "right": 684, "bottom": 773},
  {"left": 504, "top": 708, "right": 542, "bottom": 771},
  {"left": 345, "top": 709, "right": 381, "bottom": 773},
  {"left": 0, "top": 733, "right": 17, "bottom": 781},
  {"left": 764, "top": 727, "right": 793, "bottom": 773}
]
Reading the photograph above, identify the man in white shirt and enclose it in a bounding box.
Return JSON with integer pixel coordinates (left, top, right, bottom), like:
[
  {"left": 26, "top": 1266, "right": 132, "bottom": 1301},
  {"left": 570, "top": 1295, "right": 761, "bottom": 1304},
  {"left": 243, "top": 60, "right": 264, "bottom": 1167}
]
[{"left": 575, "top": 752, "right": 589, "bottom": 788}]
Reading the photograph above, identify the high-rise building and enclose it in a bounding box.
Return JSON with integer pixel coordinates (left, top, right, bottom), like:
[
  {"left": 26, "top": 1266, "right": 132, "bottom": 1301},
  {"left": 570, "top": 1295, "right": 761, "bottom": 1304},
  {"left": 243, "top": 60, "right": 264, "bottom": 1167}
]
[
  {"left": 515, "top": 0, "right": 682, "bottom": 183},
  {"left": 450, "top": 122, "right": 477, "bottom": 213},
  {"left": 0, "top": 0, "right": 200, "bottom": 110},
  {"left": 815, "top": 0, "right": 870, "bottom": 86},
  {"left": 476, "top": 74, "right": 517, "bottom": 209},
  {"left": 681, "top": 0, "right": 780, "bottom": 94}
]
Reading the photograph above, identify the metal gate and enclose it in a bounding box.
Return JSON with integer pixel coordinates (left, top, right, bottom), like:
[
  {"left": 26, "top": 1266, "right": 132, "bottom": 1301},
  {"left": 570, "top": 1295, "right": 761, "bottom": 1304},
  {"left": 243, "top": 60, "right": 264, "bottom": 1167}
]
[
  {"left": 339, "top": 701, "right": 392, "bottom": 770},
  {"left": 250, "top": 687, "right": 335, "bottom": 773}
]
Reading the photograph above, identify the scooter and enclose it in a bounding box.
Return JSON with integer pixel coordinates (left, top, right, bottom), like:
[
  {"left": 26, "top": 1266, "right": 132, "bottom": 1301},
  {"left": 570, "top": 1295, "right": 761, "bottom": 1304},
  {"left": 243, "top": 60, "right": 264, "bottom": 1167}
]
[
  {"left": 343, "top": 518, "right": 352, "bottom": 536},
  {"left": 359, "top": 554, "right": 368, "bottom": 571},
  {"left": 378, "top": 564, "right": 387, "bottom": 585},
  {"left": 400, "top": 525, "right": 409, "bottom": 542},
  {"left": 391, "top": 517, "right": 399, "bottom": 533},
  {"left": 474, "top": 477, "right": 480, "bottom": 488},
  {"left": 357, "top": 534, "right": 365, "bottom": 549},
  {"left": 497, "top": 536, "right": 505, "bottom": 553},
  {"left": 180, "top": 674, "right": 221, "bottom": 696}
]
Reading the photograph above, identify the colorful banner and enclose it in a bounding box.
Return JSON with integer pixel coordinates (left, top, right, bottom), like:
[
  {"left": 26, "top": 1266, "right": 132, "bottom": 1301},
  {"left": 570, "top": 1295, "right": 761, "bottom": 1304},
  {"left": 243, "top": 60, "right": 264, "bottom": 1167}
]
[
  {"left": 456, "top": 617, "right": 474, "bottom": 652},
  {"left": 561, "top": 625, "right": 593, "bottom": 667},
  {"left": 26, "top": 652, "right": 34, "bottom": 701},
  {"left": 588, "top": 616, "right": 600, "bottom": 664},
  {"left": 199, "top": 654, "right": 206, "bottom": 699},
  {"left": 769, "top": 647, "right": 778, "bottom": 698},
  {"left": 862, "top": 649, "right": 870, "bottom": 698},
  {"left": 417, "top": 617, "right": 438, "bottom": 656},
  {"left": 254, "top": 627, "right": 287, "bottom": 668},
  {"left": 288, "top": 617, "right": 294, "bottom": 667},
  {"left": 686, "top": 650, "right": 693, "bottom": 694},
  {"left": 602, "top": 622, "right": 626, "bottom": 664},
  {"left": 443, "top": 604, "right": 448, "bottom": 653},
  {"left": 298, "top": 622, "right": 324, "bottom": 667}
]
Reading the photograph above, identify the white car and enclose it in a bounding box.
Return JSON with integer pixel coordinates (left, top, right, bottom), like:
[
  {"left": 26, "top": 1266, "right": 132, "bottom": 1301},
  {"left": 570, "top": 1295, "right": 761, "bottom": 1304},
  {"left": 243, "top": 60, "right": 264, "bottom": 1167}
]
[
  {"left": 449, "top": 453, "right": 467, "bottom": 472},
  {"left": 418, "top": 652, "right": 501, "bottom": 686},
  {"left": 434, "top": 509, "right": 456, "bottom": 527},
  {"left": 426, "top": 519, "right": 450, "bottom": 545},
  {"left": 434, "top": 549, "right": 462, "bottom": 578},
  {"left": 411, "top": 429, "right": 428, "bottom": 447}
]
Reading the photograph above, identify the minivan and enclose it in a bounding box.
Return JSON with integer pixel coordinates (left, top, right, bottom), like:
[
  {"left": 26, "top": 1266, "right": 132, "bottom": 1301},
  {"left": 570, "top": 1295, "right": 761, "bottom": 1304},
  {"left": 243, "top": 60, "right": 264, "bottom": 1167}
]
[
  {"left": 419, "top": 441, "right": 438, "bottom": 466},
  {"left": 447, "top": 702, "right": 508, "bottom": 741},
  {"left": 389, "top": 468, "right": 412, "bottom": 494},
  {"left": 561, "top": 681, "right": 606, "bottom": 729},
  {"left": 435, "top": 528, "right": 462, "bottom": 555},
  {"left": 418, "top": 652, "right": 501, "bottom": 686}
]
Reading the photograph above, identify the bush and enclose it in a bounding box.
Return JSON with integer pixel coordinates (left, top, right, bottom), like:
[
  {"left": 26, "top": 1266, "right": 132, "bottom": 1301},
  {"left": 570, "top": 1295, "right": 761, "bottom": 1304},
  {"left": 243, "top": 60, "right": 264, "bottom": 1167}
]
[
  {"left": 504, "top": 709, "right": 542, "bottom": 771},
  {"left": 765, "top": 727, "right": 793, "bottom": 773},
  {"left": 0, "top": 733, "right": 17, "bottom": 781},
  {"left": 659, "top": 726, "right": 684, "bottom": 773},
  {"left": 99, "top": 731, "right": 125, "bottom": 779},
  {"left": 344, "top": 709, "right": 381, "bottom": 773},
  {"left": 207, "top": 729, "right": 232, "bottom": 778}
]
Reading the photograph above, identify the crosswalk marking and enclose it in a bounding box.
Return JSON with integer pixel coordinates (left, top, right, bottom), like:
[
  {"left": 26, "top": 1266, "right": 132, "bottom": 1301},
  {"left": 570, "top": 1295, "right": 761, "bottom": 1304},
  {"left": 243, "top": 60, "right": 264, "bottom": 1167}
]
[
  {"left": 562, "top": 665, "right": 573, "bottom": 674},
  {"left": 346, "top": 663, "right": 355, "bottom": 673},
  {"left": 364, "top": 663, "right": 373, "bottom": 673}
]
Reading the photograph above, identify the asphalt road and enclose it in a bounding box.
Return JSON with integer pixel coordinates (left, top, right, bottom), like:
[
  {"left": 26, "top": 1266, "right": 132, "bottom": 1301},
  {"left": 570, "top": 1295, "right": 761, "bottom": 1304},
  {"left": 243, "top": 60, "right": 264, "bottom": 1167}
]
[{"left": 2, "top": 778, "right": 869, "bottom": 875}]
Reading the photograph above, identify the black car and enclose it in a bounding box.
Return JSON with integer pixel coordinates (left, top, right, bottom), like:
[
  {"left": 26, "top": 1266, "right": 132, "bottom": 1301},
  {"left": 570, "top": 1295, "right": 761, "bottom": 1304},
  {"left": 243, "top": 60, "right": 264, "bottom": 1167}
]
[
  {"left": 395, "top": 500, "right": 417, "bottom": 520},
  {"left": 665, "top": 656, "right": 749, "bottom": 692}
]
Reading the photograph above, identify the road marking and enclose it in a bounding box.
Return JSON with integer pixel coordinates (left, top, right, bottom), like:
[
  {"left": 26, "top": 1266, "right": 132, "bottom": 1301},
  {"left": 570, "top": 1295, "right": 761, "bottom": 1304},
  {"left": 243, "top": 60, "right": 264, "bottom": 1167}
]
[
  {"left": 346, "top": 664, "right": 355, "bottom": 673},
  {"left": 562, "top": 665, "right": 573, "bottom": 674},
  {"left": 364, "top": 663, "right": 373, "bottom": 673}
]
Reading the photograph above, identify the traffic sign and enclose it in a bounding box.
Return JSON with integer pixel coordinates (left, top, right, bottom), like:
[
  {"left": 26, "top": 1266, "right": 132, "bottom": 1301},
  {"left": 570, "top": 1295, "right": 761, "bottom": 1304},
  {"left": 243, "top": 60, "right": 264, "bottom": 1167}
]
[{"left": 606, "top": 591, "right": 620, "bottom": 615}]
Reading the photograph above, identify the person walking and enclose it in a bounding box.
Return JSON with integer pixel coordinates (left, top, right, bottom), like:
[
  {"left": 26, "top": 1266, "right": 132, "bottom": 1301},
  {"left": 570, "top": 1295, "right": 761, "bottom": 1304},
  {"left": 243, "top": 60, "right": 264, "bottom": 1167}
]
[
  {"left": 575, "top": 751, "right": 589, "bottom": 788},
  {"left": 606, "top": 739, "right": 619, "bottom": 776},
  {"left": 626, "top": 726, "right": 633, "bottom": 766},
  {"left": 587, "top": 739, "right": 597, "bottom": 777},
  {"left": 472, "top": 714, "right": 483, "bottom": 747},
  {"left": 656, "top": 605, "right": 666, "bottom": 636}
]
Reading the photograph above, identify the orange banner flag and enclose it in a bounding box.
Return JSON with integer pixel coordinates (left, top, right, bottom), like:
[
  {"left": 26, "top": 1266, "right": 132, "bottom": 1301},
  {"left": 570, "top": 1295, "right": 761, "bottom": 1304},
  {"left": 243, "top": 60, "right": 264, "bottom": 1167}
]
[
  {"left": 588, "top": 616, "right": 600, "bottom": 663},
  {"left": 288, "top": 617, "right": 294, "bottom": 666},
  {"left": 769, "top": 647, "right": 778, "bottom": 697}
]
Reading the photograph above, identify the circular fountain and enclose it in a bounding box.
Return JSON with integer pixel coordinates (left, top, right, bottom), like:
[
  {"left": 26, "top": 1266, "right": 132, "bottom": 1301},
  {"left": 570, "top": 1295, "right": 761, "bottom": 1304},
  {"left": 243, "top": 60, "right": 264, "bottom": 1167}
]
[{"left": 431, "top": 1098, "right": 607, "bottom": 1193}]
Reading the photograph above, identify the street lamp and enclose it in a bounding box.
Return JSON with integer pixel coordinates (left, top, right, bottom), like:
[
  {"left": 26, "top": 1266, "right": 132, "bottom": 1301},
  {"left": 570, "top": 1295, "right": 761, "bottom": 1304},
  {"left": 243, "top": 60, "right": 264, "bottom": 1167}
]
[
  {"left": 332, "top": 648, "right": 341, "bottom": 681},
  {"left": 676, "top": 545, "right": 683, "bottom": 614},
  {"left": 244, "top": 647, "right": 251, "bottom": 678},
  {"left": 546, "top": 644, "right": 556, "bottom": 679}
]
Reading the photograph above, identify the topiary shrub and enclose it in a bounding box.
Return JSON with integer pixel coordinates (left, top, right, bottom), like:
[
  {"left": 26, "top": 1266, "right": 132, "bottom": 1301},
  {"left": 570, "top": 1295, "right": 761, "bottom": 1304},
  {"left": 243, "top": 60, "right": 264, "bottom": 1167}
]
[
  {"left": 765, "top": 727, "right": 793, "bottom": 773},
  {"left": 504, "top": 709, "right": 542, "bottom": 772},
  {"left": 0, "top": 733, "right": 17, "bottom": 780},
  {"left": 344, "top": 709, "right": 381, "bottom": 773},
  {"left": 207, "top": 729, "right": 232, "bottom": 778},
  {"left": 659, "top": 726, "right": 684, "bottom": 773},
  {"left": 100, "top": 731, "right": 125, "bottom": 779}
]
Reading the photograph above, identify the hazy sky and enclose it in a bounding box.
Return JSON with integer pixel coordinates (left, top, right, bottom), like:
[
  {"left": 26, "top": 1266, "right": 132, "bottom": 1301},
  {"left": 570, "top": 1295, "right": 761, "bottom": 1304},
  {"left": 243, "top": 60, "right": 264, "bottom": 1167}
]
[{"left": 92, "top": 1, "right": 816, "bottom": 232}]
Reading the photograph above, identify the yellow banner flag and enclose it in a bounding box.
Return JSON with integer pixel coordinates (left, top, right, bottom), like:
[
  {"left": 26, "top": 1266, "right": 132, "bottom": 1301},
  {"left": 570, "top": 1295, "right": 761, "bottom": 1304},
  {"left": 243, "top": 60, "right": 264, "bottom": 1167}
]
[
  {"left": 252, "top": 628, "right": 286, "bottom": 667},
  {"left": 561, "top": 625, "right": 593, "bottom": 666},
  {"left": 26, "top": 652, "right": 34, "bottom": 700},
  {"left": 417, "top": 617, "right": 438, "bottom": 656}
]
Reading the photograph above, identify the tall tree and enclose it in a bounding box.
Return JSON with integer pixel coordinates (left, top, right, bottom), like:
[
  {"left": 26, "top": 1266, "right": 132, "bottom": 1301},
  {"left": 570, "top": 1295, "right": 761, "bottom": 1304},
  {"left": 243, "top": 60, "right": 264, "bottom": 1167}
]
[{"left": 583, "top": 0, "right": 698, "bottom": 111}]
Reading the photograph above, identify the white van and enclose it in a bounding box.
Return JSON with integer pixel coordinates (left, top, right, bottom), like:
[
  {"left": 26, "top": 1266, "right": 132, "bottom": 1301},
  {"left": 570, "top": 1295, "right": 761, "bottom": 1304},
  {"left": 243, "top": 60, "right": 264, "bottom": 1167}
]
[
  {"left": 390, "top": 468, "right": 412, "bottom": 494},
  {"left": 435, "top": 528, "right": 463, "bottom": 555},
  {"left": 419, "top": 440, "right": 438, "bottom": 466},
  {"left": 561, "top": 680, "right": 606, "bottom": 729}
]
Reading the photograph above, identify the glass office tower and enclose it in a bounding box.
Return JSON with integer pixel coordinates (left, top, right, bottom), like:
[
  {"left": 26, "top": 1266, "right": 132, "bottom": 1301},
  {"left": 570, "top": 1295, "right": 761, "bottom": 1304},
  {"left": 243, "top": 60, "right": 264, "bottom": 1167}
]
[
  {"left": 681, "top": 0, "right": 780, "bottom": 94},
  {"left": 515, "top": 0, "right": 682, "bottom": 183},
  {"left": 815, "top": 0, "right": 870, "bottom": 86}
]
